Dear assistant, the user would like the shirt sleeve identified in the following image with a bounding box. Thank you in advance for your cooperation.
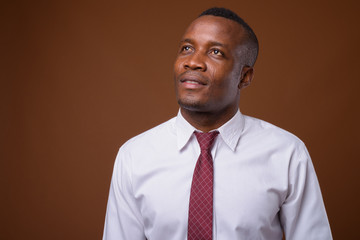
[103,147,146,240]
[280,144,332,239]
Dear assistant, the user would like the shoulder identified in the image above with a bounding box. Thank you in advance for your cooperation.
[242,115,307,153]
[119,116,177,153]
[113,116,179,171]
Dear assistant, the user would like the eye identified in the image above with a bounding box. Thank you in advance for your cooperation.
[180,45,193,53]
[210,48,224,56]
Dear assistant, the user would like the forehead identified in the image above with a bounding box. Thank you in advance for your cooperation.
[182,15,245,47]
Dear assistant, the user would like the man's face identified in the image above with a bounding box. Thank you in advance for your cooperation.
[174,15,246,114]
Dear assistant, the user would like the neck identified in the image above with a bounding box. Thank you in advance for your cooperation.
[180,107,238,132]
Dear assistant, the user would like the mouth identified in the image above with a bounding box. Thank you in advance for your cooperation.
[179,78,207,90]
[178,72,207,87]
[181,79,205,85]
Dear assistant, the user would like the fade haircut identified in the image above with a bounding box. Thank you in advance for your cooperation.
[199,7,259,67]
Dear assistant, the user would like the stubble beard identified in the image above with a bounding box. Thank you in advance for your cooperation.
[177,94,216,114]
[177,98,205,112]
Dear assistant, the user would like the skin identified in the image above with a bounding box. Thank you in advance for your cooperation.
[174,15,255,132]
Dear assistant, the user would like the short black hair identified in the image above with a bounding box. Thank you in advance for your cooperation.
[199,7,259,67]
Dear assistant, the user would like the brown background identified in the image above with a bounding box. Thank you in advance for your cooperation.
[1,0,359,239]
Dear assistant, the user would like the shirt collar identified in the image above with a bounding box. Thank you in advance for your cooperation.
[175,109,244,151]
[175,110,197,151]
[217,110,244,151]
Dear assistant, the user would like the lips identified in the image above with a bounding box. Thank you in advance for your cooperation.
[181,79,205,85]
[178,72,207,86]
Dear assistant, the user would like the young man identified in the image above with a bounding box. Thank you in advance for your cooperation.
[103,7,332,240]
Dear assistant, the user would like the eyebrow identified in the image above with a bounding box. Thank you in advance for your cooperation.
[181,38,227,48]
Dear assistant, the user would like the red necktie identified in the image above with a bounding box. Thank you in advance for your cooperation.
[188,131,219,240]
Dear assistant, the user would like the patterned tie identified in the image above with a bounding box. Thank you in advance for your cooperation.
[188,131,219,240]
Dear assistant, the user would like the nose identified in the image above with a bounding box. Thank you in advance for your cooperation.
[184,52,206,71]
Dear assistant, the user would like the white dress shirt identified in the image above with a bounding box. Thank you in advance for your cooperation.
[103,110,332,240]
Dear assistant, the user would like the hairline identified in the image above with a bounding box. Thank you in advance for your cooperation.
[197,9,259,67]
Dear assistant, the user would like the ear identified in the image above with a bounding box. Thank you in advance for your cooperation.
[238,66,254,90]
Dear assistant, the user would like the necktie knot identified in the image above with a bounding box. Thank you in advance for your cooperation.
[194,131,219,152]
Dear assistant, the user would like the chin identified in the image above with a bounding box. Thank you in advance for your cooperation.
[177,98,209,112]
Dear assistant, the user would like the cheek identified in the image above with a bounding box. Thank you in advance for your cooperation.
[211,66,233,88]
[174,58,184,74]
[211,68,240,97]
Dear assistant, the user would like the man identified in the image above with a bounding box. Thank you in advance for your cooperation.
[103,7,332,240]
